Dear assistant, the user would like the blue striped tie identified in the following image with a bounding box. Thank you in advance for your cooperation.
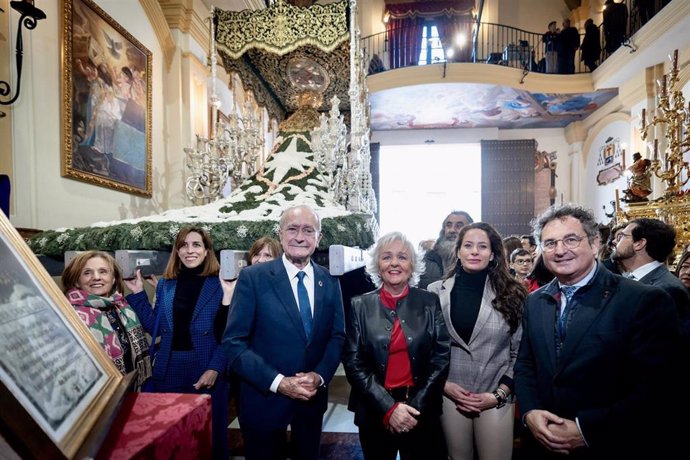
[296,271,313,337]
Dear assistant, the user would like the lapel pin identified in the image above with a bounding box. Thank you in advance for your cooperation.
[318,280,323,287]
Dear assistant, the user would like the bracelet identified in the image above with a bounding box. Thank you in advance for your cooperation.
[496,388,508,399]
[492,390,506,409]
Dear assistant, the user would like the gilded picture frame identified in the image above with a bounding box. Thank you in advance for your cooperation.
[0,212,126,459]
[60,0,152,197]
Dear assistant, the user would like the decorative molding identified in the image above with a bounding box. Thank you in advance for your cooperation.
[564,121,586,145]
[617,71,647,108]
[139,0,176,71]
[158,0,209,55]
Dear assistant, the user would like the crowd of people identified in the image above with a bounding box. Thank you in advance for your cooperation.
[59,202,689,459]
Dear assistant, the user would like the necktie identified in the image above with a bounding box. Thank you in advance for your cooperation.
[296,271,313,338]
[558,285,578,340]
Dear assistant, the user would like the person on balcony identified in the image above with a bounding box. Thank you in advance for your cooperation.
[558,19,580,74]
[603,0,628,55]
[542,21,560,74]
[580,18,601,72]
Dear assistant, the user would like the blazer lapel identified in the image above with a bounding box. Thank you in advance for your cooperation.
[469,281,494,344]
[270,260,308,342]
[538,280,559,371]
[310,264,327,343]
[162,280,176,333]
[191,277,219,322]
[557,278,613,371]
[438,277,467,349]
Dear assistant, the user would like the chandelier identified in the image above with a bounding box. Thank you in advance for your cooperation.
[184,8,264,203]
[639,49,690,197]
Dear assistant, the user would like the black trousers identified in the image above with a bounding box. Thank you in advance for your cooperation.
[241,412,323,460]
[358,414,447,460]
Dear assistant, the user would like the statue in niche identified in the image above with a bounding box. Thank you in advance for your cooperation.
[622,152,652,202]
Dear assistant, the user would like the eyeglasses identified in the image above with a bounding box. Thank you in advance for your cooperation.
[614,232,632,242]
[541,234,587,252]
[283,226,318,238]
[513,259,533,265]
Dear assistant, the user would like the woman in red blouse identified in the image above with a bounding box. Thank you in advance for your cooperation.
[343,231,450,460]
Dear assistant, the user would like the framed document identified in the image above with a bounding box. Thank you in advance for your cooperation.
[0,212,127,459]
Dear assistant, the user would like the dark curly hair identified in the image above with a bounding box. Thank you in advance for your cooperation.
[447,222,526,333]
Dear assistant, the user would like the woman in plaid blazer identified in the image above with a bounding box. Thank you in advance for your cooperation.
[126,226,229,459]
[428,222,526,460]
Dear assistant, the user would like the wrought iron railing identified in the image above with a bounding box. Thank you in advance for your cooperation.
[361,0,667,77]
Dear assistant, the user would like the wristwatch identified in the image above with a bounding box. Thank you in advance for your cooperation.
[492,390,506,409]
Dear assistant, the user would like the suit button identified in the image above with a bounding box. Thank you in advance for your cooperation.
[162,328,168,333]
[408,337,412,341]
[203,331,209,336]
[401,320,406,324]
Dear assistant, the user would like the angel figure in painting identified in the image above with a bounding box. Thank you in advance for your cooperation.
[622,152,652,202]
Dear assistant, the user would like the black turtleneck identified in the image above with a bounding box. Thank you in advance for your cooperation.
[450,267,489,343]
[172,265,205,350]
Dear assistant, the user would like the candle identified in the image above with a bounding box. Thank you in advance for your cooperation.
[654,139,659,161]
[672,50,678,72]
[641,108,646,131]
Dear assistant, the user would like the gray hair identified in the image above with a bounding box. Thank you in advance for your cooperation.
[278,205,321,231]
[365,231,425,287]
[531,203,600,245]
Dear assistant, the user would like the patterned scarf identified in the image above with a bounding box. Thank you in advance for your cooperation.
[67,288,152,389]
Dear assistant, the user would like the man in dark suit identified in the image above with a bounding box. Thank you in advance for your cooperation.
[222,205,346,460]
[514,204,680,459]
[611,217,690,317]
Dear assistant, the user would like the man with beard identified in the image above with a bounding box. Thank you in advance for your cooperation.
[419,211,473,289]
[611,218,690,319]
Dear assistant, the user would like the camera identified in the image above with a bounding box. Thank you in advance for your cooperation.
[220,250,249,280]
[115,250,170,280]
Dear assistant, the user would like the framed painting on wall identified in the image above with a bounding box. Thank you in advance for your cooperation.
[0,212,127,459]
[60,0,152,197]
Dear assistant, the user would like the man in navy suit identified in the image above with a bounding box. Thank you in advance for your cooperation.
[514,204,680,459]
[611,217,690,317]
[223,204,345,460]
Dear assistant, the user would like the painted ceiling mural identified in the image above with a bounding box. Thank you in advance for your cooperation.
[369,83,618,130]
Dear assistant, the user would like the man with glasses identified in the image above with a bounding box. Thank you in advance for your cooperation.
[510,248,533,283]
[611,217,690,322]
[514,204,680,459]
[223,205,346,460]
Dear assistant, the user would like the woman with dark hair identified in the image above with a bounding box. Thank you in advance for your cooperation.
[248,236,282,265]
[428,222,526,460]
[524,254,556,293]
[125,226,229,459]
[62,250,152,389]
[343,231,450,460]
[675,251,690,290]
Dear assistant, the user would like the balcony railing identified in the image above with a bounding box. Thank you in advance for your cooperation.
[361,0,667,77]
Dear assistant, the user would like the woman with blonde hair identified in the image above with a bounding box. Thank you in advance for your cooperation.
[62,250,152,389]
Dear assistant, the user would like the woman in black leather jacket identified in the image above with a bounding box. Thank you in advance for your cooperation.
[343,231,450,460]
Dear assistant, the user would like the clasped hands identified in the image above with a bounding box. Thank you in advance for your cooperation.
[444,381,497,414]
[387,403,420,434]
[524,410,586,454]
[277,372,322,401]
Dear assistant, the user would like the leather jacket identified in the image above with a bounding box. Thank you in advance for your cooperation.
[343,287,450,427]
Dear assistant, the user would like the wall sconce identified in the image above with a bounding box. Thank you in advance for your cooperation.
[382,11,390,24]
[0,1,47,106]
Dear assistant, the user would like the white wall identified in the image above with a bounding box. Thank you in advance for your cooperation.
[10,0,168,230]
[497,0,571,34]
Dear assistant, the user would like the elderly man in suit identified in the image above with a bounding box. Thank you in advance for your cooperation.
[515,204,680,459]
[222,205,346,460]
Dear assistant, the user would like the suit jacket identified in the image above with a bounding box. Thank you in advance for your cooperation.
[127,276,228,381]
[638,264,690,317]
[514,263,678,457]
[428,276,521,396]
[222,258,345,430]
[343,287,450,427]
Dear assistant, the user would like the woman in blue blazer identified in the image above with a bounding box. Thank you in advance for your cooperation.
[126,226,229,459]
